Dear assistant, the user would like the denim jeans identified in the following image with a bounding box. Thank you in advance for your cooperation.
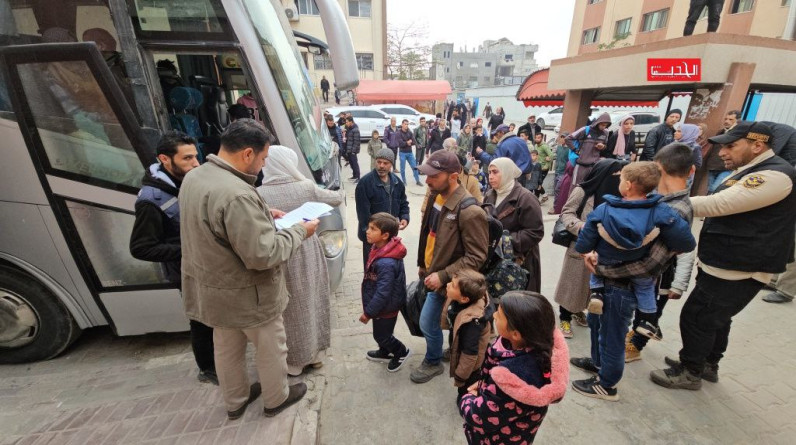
[588,283,637,388]
[399,151,420,183]
[590,274,657,313]
[707,170,732,193]
[419,291,445,364]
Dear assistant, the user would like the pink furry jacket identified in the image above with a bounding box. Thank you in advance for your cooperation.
[458,329,570,444]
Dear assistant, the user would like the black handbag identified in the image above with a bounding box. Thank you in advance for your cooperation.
[551,217,575,247]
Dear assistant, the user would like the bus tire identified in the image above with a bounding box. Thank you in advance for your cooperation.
[0,266,82,364]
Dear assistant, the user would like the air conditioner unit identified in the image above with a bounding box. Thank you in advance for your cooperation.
[285,5,299,22]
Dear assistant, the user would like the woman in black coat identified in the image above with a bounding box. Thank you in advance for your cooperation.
[482,158,544,292]
[487,106,505,133]
[602,115,636,161]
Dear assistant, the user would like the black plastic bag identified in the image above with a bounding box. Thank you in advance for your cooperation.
[401,280,426,337]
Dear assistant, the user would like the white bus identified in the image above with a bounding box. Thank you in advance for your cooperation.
[0,0,357,363]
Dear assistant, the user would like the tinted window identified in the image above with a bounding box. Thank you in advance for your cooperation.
[349,110,366,118]
[17,61,144,187]
[365,110,385,119]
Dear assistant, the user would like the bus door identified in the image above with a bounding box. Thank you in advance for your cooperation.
[1,43,188,337]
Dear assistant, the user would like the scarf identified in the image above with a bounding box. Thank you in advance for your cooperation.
[577,159,626,214]
[613,115,634,157]
[261,145,307,185]
[679,123,700,146]
[490,157,521,207]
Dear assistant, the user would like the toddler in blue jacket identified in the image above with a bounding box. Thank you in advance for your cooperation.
[360,212,411,372]
[575,162,696,338]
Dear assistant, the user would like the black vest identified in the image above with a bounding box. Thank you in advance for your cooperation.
[698,154,796,274]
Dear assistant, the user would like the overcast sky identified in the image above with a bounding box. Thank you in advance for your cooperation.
[385,0,577,66]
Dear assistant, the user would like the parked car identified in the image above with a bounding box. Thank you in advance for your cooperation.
[536,107,602,130]
[370,104,435,127]
[607,110,661,142]
[324,106,392,141]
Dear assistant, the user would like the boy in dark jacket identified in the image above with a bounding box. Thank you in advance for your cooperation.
[575,162,696,338]
[360,213,411,372]
[442,269,494,396]
[526,149,543,197]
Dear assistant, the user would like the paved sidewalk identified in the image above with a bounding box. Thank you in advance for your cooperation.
[2,150,796,444]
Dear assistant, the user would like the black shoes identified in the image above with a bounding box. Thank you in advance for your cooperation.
[227,382,262,420]
[366,349,393,363]
[635,320,661,340]
[570,357,600,374]
[387,348,411,372]
[664,356,719,383]
[572,376,618,401]
[197,370,219,386]
[263,382,307,417]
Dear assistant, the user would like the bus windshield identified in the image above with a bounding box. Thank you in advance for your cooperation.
[241,0,331,173]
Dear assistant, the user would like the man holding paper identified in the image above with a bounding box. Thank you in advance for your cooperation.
[180,119,319,420]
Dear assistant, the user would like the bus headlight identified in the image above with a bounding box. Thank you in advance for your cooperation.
[318,230,346,258]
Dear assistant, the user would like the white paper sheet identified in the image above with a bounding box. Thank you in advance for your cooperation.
[274,202,334,230]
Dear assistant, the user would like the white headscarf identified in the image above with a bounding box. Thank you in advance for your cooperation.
[261,145,307,185]
[490,158,521,207]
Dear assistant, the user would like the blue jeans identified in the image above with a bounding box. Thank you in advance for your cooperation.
[419,291,445,364]
[399,151,420,184]
[590,274,657,313]
[588,283,637,388]
[708,170,732,193]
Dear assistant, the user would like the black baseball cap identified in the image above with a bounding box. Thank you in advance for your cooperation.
[709,121,774,146]
[418,150,462,175]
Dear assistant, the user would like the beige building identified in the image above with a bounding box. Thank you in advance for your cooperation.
[568,0,796,56]
[279,0,387,99]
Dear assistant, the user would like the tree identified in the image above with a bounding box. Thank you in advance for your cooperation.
[386,22,431,80]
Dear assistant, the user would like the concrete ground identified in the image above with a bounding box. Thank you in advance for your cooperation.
[2,148,795,445]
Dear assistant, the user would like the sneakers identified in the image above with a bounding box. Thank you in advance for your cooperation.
[366,349,393,363]
[572,376,619,401]
[263,382,307,417]
[197,370,219,386]
[624,341,641,363]
[650,364,702,390]
[442,348,451,362]
[570,357,599,374]
[763,291,793,303]
[227,382,262,420]
[410,360,445,383]
[559,321,573,338]
[387,349,411,372]
[571,312,588,327]
[664,356,719,383]
[588,291,604,315]
[634,320,661,340]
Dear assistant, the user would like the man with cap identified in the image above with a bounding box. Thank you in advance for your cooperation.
[354,148,410,268]
[411,150,489,384]
[518,114,542,141]
[474,124,532,187]
[704,110,740,193]
[642,109,682,161]
[650,122,796,391]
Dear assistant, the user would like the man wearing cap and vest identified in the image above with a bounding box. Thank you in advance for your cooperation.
[650,122,796,390]
[130,131,217,385]
[412,150,489,384]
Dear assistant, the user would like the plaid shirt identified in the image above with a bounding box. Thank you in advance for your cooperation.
[596,189,693,279]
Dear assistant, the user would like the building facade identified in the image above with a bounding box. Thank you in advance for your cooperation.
[431,38,539,90]
[568,0,796,56]
[280,0,387,98]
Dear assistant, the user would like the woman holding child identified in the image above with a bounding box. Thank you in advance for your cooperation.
[257,146,344,376]
[553,159,625,338]
[482,158,544,292]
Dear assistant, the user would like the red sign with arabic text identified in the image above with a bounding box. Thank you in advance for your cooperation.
[647,58,701,82]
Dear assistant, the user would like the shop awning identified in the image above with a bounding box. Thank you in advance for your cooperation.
[356,80,452,102]
[515,68,661,107]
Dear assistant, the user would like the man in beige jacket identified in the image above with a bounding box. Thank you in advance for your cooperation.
[180,119,319,420]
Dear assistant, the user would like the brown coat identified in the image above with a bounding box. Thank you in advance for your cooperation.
[483,183,544,292]
[420,172,483,218]
[440,297,491,386]
[552,186,595,314]
[418,184,489,294]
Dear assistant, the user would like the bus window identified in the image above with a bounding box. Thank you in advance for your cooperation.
[127,0,233,42]
[16,60,144,187]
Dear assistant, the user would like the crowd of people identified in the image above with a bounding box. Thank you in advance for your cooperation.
[130,95,795,442]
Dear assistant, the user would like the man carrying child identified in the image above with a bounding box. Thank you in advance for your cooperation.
[570,161,696,401]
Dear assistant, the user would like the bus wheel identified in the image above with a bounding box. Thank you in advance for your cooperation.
[0,267,82,364]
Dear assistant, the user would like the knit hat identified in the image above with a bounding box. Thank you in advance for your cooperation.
[375,148,395,165]
[666,109,683,118]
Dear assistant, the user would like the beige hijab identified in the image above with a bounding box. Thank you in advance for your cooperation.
[490,158,521,207]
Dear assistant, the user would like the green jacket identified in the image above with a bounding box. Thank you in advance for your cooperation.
[179,155,307,329]
[534,142,553,171]
[413,126,428,148]
[457,132,473,157]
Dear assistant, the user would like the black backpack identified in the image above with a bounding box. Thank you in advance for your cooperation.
[458,198,529,302]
